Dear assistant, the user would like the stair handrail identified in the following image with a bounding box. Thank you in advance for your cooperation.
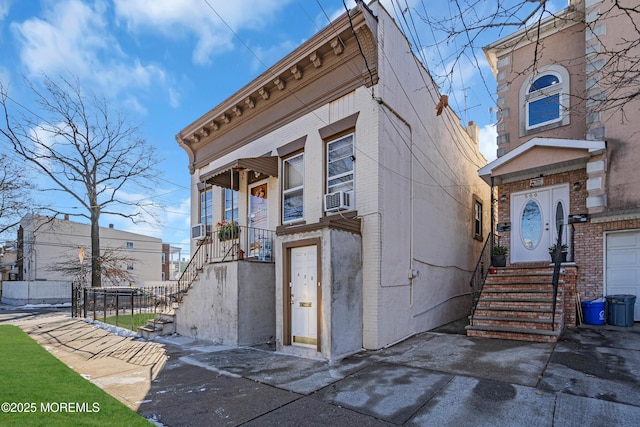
[550,224,565,331]
[175,225,275,300]
[469,232,493,325]
[176,238,209,301]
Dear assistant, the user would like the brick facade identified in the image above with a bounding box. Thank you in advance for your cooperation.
[497,170,640,302]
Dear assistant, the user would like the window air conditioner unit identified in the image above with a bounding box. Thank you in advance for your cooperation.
[191,223,208,240]
[324,190,353,212]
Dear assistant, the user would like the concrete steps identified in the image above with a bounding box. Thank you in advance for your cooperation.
[138,311,176,339]
[467,266,565,343]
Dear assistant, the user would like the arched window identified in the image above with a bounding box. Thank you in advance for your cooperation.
[519,65,570,136]
[526,73,561,129]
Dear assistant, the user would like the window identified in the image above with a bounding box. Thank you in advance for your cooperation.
[126,262,134,271]
[200,189,212,227]
[520,65,569,135]
[224,188,239,222]
[473,199,483,240]
[161,253,166,264]
[126,241,134,250]
[526,74,561,129]
[327,133,354,195]
[283,153,304,223]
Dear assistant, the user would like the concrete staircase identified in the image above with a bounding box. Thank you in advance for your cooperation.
[466,266,567,343]
[138,310,177,339]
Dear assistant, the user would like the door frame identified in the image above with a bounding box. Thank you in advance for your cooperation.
[511,183,569,263]
[282,238,322,352]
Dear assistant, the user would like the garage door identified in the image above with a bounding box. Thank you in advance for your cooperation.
[606,231,640,321]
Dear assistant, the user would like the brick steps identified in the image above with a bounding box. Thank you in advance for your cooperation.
[466,325,560,343]
[467,266,565,343]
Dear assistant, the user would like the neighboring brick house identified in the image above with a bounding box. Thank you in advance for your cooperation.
[161,243,182,281]
[479,0,639,325]
[176,0,490,360]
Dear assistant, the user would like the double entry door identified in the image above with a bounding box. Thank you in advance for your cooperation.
[511,184,569,263]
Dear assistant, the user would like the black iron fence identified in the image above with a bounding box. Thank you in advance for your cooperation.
[71,283,179,331]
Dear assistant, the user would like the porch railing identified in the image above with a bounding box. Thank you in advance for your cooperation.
[550,224,565,331]
[469,232,493,326]
[176,225,275,300]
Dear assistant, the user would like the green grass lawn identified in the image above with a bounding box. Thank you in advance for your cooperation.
[102,312,156,331]
[0,325,152,426]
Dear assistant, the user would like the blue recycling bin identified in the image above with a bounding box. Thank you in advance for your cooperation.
[606,294,636,327]
[582,299,606,325]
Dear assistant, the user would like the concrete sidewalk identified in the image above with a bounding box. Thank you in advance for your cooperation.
[5,309,640,426]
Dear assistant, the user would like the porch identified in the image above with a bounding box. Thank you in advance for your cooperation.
[140,226,276,345]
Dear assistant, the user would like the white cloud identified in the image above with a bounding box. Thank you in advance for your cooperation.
[11,0,165,97]
[113,0,295,66]
[478,123,497,162]
[168,87,180,108]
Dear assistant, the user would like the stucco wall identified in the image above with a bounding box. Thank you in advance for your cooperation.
[175,262,275,346]
[328,229,363,359]
[275,227,362,361]
[1,280,70,305]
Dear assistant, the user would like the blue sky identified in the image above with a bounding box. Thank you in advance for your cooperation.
[0,0,560,257]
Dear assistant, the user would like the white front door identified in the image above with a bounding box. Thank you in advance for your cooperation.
[511,184,569,263]
[248,180,269,259]
[290,245,318,347]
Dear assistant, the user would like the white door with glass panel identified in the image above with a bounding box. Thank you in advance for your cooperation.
[511,184,569,263]
[249,180,269,259]
[291,245,318,347]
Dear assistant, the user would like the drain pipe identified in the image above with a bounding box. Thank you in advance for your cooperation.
[374,96,415,290]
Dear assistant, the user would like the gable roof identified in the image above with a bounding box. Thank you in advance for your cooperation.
[479,137,605,184]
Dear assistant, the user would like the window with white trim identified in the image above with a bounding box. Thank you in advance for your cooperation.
[526,73,561,129]
[224,188,238,222]
[283,152,304,223]
[126,241,134,250]
[327,133,354,195]
[473,199,483,240]
[519,65,570,135]
[200,189,212,227]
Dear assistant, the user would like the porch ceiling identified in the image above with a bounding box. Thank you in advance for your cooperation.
[200,156,279,190]
[479,138,606,184]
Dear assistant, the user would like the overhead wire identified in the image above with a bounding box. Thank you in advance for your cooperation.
[196,0,488,217]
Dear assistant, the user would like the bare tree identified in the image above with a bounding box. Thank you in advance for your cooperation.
[415,0,640,116]
[0,75,161,287]
[46,247,140,287]
[0,153,33,236]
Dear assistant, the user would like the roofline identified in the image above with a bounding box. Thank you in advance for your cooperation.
[483,3,584,75]
[176,1,378,156]
[478,137,606,183]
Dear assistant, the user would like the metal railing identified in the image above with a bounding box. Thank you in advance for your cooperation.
[176,225,275,300]
[550,224,565,331]
[71,283,180,331]
[469,232,493,326]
